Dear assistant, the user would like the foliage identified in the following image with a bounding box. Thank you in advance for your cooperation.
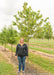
[0,26,8,45]
[7,25,18,44]
[12,2,44,42]
[44,22,53,39]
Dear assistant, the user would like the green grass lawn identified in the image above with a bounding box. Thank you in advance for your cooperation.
[0,54,17,75]
[30,43,54,49]
[28,52,54,74]
[29,38,54,47]
[29,46,54,54]
[0,39,54,74]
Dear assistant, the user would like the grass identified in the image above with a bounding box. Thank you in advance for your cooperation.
[0,43,16,52]
[29,38,54,46]
[1,43,54,55]
[28,52,54,74]
[30,43,54,49]
[3,44,54,74]
[0,38,54,74]
[6,45,16,52]
[0,53,17,75]
[29,46,54,54]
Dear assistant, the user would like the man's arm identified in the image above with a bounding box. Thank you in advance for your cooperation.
[25,44,28,56]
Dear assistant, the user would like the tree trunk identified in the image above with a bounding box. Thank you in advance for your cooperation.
[27,37,29,67]
[27,38,29,47]
[11,44,13,57]
[5,43,6,51]
[2,42,3,45]
[48,39,49,43]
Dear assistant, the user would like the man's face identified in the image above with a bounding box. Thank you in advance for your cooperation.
[20,38,24,43]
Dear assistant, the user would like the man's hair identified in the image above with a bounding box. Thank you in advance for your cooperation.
[20,37,24,43]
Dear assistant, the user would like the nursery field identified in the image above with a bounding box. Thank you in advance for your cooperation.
[0,39,54,75]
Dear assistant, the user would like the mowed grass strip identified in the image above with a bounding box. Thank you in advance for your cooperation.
[6,44,16,52]
[29,46,54,54]
[30,43,54,49]
[1,43,54,55]
[28,52,54,74]
[29,39,54,46]
[0,53,16,75]
[0,43,16,52]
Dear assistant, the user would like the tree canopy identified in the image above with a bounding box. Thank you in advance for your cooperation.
[12,2,44,42]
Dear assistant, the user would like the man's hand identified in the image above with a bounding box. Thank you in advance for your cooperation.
[15,56,17,59]
[26,56,28,58]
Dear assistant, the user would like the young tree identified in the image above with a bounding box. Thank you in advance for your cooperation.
[12,2,43,46]
[8,25,18,57]
[44,22,53,40]
[34,27,44,39]
[0,26,8,50]
[0,33,4,45]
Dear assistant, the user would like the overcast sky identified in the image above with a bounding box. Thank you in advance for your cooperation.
[0,0,54,33]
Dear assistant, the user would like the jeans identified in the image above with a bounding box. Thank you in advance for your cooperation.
[17,56,26,71]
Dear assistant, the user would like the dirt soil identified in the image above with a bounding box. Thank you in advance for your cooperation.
[29,49,54,59]
[30,45,54,51]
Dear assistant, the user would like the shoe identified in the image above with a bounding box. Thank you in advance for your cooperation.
[17,71,20,75]
[22,71,25,74]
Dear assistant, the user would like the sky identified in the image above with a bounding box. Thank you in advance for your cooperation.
[0,0,54,33]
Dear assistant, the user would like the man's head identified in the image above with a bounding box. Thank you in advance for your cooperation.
[20,37,24,43]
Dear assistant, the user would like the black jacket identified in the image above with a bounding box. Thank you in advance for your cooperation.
[15,43,28,57]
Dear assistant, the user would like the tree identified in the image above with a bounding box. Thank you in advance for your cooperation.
[44,21,53,40]
[8,25,18,57]
[0,26,8,50]
[34,27,44,39]
[0,25,18,57]
[0,33,4,45]
[12,2,43,46]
